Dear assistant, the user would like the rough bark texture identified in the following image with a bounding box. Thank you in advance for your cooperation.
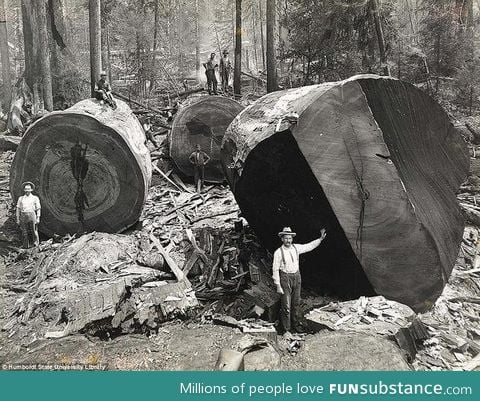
[0,0,12,108]
[35,0,53,111]
[233,0,242,96]
[170,96,243,183]
[89,0,101,96]
[10,99,151,237]
[266,0,277,92]
[221,74,469,312]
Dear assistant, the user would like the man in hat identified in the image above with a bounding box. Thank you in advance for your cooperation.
[16,182,41,248]
[189,144,211,193]
[94,71,117,109]
[219,49,232,93]
[203,53,218,95]
[272,227,327,334]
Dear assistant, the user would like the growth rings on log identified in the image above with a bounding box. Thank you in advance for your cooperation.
[221,74,469,312]
[10,99,151,237]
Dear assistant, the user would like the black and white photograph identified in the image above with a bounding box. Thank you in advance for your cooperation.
[0,0,479,373]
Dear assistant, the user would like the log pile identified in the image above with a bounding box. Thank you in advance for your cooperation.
[221,74,469,312]
[170,96,244,183]
[9,99,151,237]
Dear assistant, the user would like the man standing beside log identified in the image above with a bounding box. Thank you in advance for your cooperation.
[273,227,327,335]
[203,53,218,95]
[189,144,211,193]
[16,182,41,248]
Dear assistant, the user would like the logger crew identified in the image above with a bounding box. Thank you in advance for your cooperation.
[94,71,117,109]
[273,227,327,334]
[189,144,211,193]
[16,182,41,248]
[203,53,218,95]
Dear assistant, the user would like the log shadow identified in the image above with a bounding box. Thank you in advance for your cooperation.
[232,130,375,299]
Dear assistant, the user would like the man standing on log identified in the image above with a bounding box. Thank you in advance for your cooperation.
[219,49,232,93]
[16,182,41,248]
[273,227,327,335]
[203,53,218,95]
[189,144,211,192]
[94,71,117,109]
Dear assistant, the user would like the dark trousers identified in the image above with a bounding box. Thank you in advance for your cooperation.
[205,70,217,94]
[20,211,39,248]
[194,164,205,192]
[279,270,302,332]
[221,72,230,92]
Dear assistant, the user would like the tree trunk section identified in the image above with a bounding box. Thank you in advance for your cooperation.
[0,0,12,109]
[371,0,390,76]
[233,0,242,96]
[221,75,469,312]
[266,0,277,91]
[170,96,243,183]
[35,0,53,111]
[89,0,101,96]
[259,0,265,70]
[195,0,200,75]
[10,99,152,237]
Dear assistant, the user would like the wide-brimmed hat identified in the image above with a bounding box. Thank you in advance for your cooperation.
[22,181,35,191]
[278,227,296,237]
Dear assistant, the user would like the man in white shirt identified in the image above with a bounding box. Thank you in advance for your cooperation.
[16,182,41,248]
[272,227,327,334]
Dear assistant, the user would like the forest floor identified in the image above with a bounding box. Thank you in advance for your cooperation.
[0,109,480,371]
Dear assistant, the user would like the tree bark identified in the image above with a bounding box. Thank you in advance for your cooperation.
[151,0,160,90]
[36,0,53,111]
[0,0,12,108]
[266,0,277,91]
[370,0,390,76]
[89,0,101,97]
[195,0,200,75]
[233,0,242,96]
[259,0,266,70]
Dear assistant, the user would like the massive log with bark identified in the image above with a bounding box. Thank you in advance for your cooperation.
[170,96,244,183]
[221,75,469,312]
[10,99,151,237]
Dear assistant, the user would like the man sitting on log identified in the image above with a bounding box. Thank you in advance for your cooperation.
[189,144,211,193]
[94,71,117,109]
[273,227,327,335]
[16,182,41,248]
[203,53,218,95]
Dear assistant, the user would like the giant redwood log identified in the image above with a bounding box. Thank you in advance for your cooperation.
[10,99,151,237]
[170,96,244,183]
[221,75,469,312]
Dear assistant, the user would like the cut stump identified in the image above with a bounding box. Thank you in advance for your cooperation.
[221,74,469,312]
[10,99,151,236]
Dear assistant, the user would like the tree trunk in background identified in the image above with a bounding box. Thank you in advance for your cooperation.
[252,3,259,71]
[266,0,277,92]
[21,0,36,95]
[0,0,12,108]
[259,0,265,70]
[371,0,390,76]
[233,0,242,96]
[36,0,53,110]
[195,0,200,75]
[151,0,160,90]
[89,0,101,96]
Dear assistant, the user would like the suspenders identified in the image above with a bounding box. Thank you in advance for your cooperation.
[280,245,298,269]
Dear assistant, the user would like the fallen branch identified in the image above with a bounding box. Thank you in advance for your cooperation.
[191,208,239,224]
[149,232,185,282]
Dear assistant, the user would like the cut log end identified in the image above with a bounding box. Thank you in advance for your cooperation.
[10,99,151,237]
[221,75,469,312]
[170,96,244,183]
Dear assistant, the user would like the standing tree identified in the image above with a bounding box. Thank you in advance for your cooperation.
[0,0,12,108]
[89,0,102,97]
[233,0,242,96]
[370,0,390,76]
[266,0,277,91]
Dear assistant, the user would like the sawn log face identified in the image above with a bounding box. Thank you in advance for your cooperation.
[221,75,469,311]
[10,99,152,236]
